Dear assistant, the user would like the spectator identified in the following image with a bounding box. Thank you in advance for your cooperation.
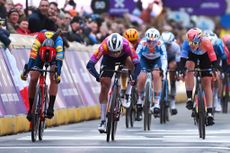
[5,0,13,13]
[48,2,58,23]
[14,3,25,22]
[16,18,31,35]
[0,18,11,48]
[0,0,7,19]
[7,8,19,33]
[28,0,53,33]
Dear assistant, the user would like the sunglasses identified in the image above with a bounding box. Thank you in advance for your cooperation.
[189,41,199,46]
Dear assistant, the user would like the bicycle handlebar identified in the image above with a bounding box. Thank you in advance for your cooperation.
[30,66,56,73]
[187,68,213,72]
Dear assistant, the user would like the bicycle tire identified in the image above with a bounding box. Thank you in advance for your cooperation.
[198,89,206,139]
[39,85,48,141]
[106,85,118,142]
[160,80,167,124]
[144,83,151,131]
[125,107,130,128]
[31,88,41,142]
[111,87,120,141]
[130,87,138,127]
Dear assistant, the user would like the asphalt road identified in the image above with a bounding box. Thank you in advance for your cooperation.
[0,103,230,153]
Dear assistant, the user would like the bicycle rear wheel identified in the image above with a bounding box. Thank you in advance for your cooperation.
[39,85,48,141]
[160,80,168,124]
[144,83,151,131]
[31,88,41,142]
[126,87,138,128]
[198,90,206,139]
[106,85,118,142]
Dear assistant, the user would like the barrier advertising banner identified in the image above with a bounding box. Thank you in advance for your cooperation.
[0,49,26,115]
[65,50,99,106]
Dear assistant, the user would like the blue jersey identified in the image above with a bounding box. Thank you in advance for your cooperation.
[212,38,227,60]
[136,38,168,78]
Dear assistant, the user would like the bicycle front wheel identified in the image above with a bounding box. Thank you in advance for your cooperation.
[39,85,48,141]
[143,83,151,131]
[106,85,119,142]
[31,88,41,142]
[198,90,206,139]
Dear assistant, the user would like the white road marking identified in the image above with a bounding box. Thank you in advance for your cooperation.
[0,146,229,150]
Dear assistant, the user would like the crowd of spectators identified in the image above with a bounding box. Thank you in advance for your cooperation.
[0,0,226,47]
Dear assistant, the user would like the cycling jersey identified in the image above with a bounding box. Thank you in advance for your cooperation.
[136,38,167,78]
[181,37,217,62]
[28,31,64,75]
[164,41,181,62]
[211,38,227,60]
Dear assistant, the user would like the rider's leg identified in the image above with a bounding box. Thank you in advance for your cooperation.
[47,65,58,119]
[216,73,223,112]
[27,71,40,121]
[202,76,215,125]
[169,61,177,115]
[152,69,161,113]
[185,61,195,110]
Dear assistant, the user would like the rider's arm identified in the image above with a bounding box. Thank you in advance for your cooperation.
[86,41,107,80]
[124,40,141,80]
[160,43,168,80]
[202,38,217,63]
[27,33,44,69]
[55,36,64,75]
[179,40,190,72]
[214,39,227,60]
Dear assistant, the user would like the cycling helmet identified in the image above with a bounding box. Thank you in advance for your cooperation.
[107,33,123,52]
[186,28,202,45]
[123,28,139,42]
[203,30,218,44]
[39,38,56,63]
[161,31,175,44]
[222,34,230,45]
[145,28,160,42]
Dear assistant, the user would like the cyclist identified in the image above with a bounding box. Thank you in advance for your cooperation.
[21,30,64,121]
[123,28,143,121]
[161,31,181,115]
[136,27,168,117]
[222,34,230,71]
[180,28,218,126]
[86,33,141,133]
[203,30,227,112]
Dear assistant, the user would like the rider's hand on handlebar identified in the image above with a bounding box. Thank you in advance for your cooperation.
[21,64,29,81]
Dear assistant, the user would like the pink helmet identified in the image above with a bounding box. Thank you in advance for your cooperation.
[186,28,202,45]
[222,34,230,45]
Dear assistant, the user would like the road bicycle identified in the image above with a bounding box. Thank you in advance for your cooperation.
[104,64,125,142]
[189,67,212,139]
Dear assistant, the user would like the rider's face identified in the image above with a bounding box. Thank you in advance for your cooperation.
[189,41,199,50]
[110,51,121,58]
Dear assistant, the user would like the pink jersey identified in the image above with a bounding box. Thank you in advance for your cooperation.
[90,37,139,64]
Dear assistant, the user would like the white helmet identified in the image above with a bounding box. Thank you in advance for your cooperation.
[203,30,218,45]
[145,28,160,41]
[161,31,175,44]
[107,33,123,52]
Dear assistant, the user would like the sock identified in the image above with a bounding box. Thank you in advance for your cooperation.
[100,103,106,121]
[154,92,161,105]
[186,90,193,99]
[29,98,34,112]
[49,95,56,110]
[170,80,176,96]
[207,107,213,114]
